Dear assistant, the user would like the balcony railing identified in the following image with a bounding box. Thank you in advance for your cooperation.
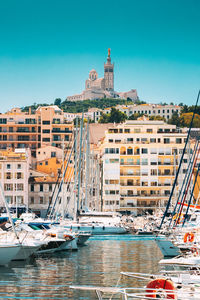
[120,173,140,176]
[121,194,169,198]
[120,162,140,166]
[158,173,175,176]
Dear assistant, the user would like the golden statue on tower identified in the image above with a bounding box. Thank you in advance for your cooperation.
[108,48,111,56]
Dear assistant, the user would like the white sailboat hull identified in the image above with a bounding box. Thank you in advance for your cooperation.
[0,244,21,265]
[13,244,41,261]
[64,225,127,235]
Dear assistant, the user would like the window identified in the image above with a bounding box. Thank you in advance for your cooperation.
[109,159,119,163]
[105,190,119,195]
[164,169,171,175]
[127,148,133,155]
[7,164,11,169]
[147,129,153,133]
[176,138,182,144]
[49,184,52,192]
[141,169,148,176]
[164,138,170,144]
[6,172,12,179]
[164,190,170,195]
[51,152,56,158]
[16,172,22,179]
[127,138,133,143]
[142,148,148,154]
[31,184,34,192]
[30,197,34,204]
[124,129,130,133]
[134,128,140,133]
[43,138,50,142]
[16,184,23,191]
[150,158,157,165]
[65,135,69,141]
[42,129,50,133]
[45,161,48,165]
[141,138,147,143]
[151,169,157,176]
[17,164,21,169]
[150,139,156,143]
[40,197,44,204]
[40,184,43,192]
[42,121,50,125]
[4,184,13,191]
[142,158,148,165]
[105,148,119,154]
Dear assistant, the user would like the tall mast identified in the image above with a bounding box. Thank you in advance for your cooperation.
[85,118,90,210]
[77,113,84,214]
[73,117,78,221]
[61,139,65,219]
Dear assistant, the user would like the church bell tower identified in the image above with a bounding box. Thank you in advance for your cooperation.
[104,48,114,91]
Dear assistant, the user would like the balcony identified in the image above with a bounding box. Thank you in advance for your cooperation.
[120,183,140,186]
[158,172,175,176]
[121,193,167,198]
[120,173,140,176]
[120,162,140,166]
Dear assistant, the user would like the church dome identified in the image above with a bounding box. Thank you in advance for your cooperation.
[89,69,98,81]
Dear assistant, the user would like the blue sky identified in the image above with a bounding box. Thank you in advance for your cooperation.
[0,0,200,112]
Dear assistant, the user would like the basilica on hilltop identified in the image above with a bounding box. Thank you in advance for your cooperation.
[67,49,138,102]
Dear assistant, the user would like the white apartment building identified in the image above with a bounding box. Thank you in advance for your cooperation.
[103,104,181,120]
[0,149,30,208]
[101,118,190,214]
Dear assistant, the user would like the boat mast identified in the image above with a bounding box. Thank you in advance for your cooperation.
[85,118,90,210]
[73,117,78,222]
[61,139,65,219]
[0,182,20,241]
[77,113,84,215]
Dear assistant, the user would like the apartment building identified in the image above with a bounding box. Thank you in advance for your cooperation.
[103,104,181,120]
[0,149,30,208]
[0,106,73,157]
[101,117,190,214]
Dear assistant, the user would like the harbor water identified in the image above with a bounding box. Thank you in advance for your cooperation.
[0,235,163,299]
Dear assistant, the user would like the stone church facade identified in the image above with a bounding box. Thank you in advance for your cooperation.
[67,49,138,102]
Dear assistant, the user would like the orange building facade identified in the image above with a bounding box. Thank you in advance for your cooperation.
[0,106,73,157]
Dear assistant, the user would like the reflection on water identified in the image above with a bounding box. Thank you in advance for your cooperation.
[0,235,163,299]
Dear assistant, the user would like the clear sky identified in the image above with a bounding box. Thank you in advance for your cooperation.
[0,0,200,112]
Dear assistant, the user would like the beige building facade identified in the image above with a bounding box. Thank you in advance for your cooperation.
[101,118,190,214]
[0,149,30,208]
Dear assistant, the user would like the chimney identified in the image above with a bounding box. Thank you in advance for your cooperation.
[29,107,32,115]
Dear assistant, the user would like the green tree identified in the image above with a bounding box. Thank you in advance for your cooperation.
[99,108,127,123]
[54,98,62,106]
[168,111,181,126]
[128,113,143,120]
[180,113,200,128]
[149,115,166,121]
[98,113,110,123]
[109,108,128,123]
